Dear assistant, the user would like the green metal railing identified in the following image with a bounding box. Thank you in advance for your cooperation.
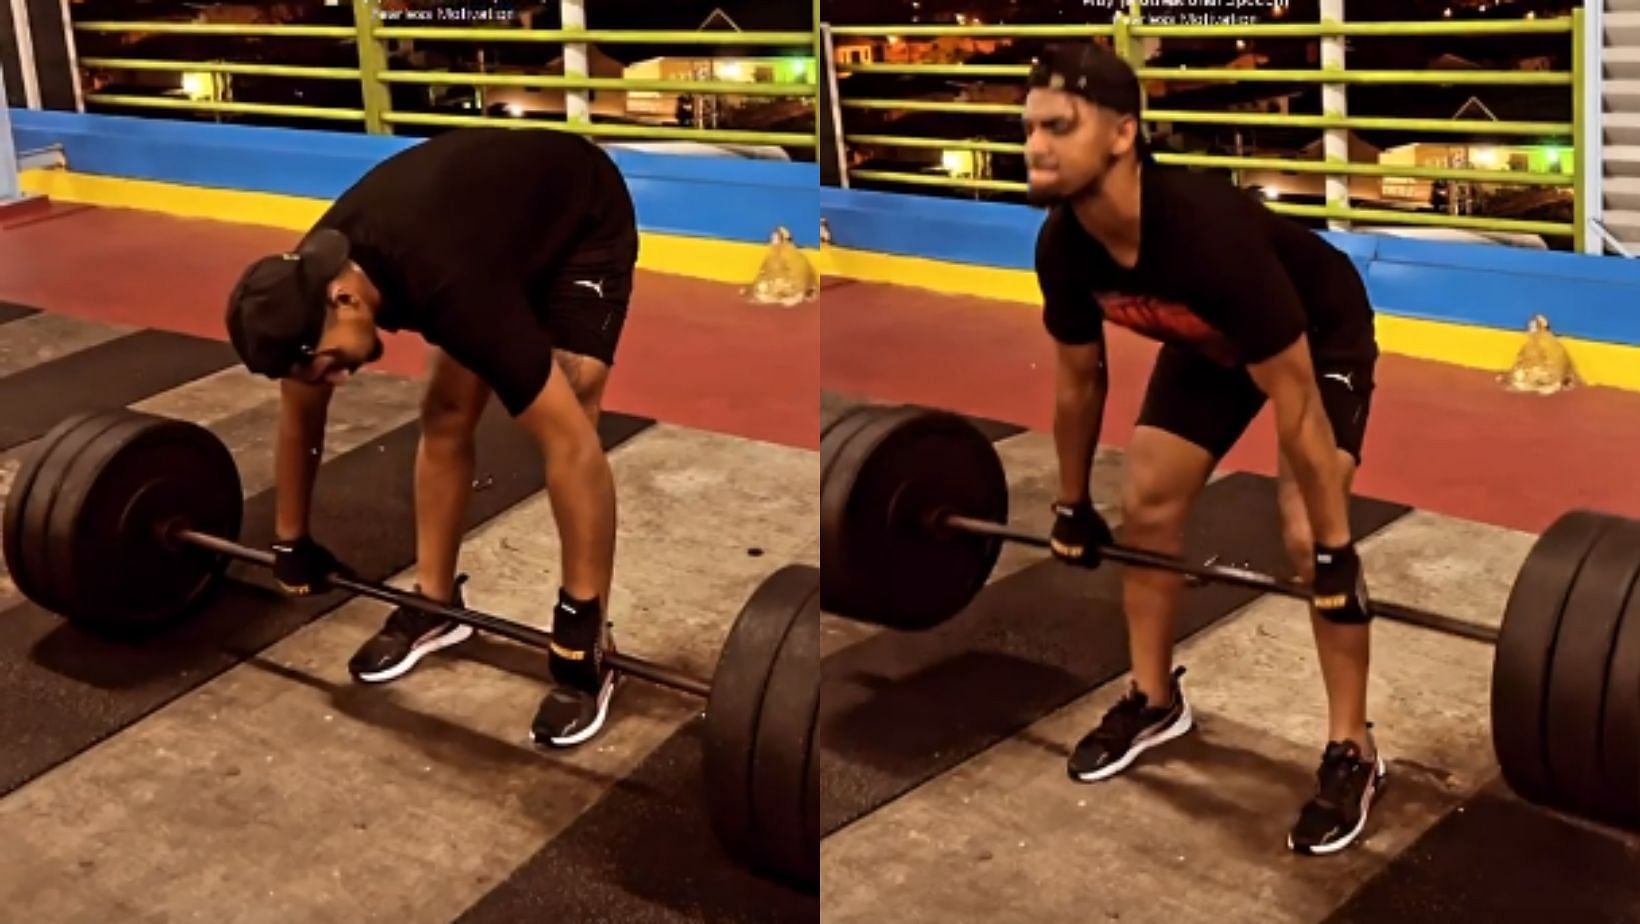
[70,7,818,151]
[830,9,1584,246]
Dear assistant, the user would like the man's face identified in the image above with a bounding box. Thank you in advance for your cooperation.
[287,267,382,384]
[1022,89,1134,206]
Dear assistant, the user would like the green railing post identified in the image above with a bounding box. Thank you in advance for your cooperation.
[351,0,392,134]
[1115,4,1136,64]
[1573,6,1588,254]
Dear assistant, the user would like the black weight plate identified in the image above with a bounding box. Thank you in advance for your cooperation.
[803,694,819,858]
[42,410,240,638]
[820,405,911,620]
[750,579,819,887]
[705,564,817,880]
[820,405,1007,631]
[14,411,133,615]
[1493,510,1612,807]
[817,402,884,516]
[821,404,996,629]
[820,402,869,446]
[3,410,97,605]
[1545,517,1640,818]
[40,412,157,617]
[1602,564,1640,826]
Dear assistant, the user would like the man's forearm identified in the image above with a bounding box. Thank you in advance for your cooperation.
[1053,376,1106,504]
[1279,395,1352,549]
[274,384,331,541]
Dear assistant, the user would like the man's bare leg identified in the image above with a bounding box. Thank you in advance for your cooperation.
[414,348,491,604]
[551,348,614,639]
[1118,426,1218,706]
[514,355,616,607]
[1277,449,1373,754]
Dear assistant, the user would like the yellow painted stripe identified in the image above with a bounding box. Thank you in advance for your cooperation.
[821,245,1640,394]
[18,169,788,287]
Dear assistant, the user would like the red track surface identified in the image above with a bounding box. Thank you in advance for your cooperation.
[7,203,1635,532]
[822,280,1640,534]
[0,205,818,450]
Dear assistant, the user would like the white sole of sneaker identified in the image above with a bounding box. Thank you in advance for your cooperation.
[1289,757,1388,856]
[532,674,619,749]
[1072,698,1196,783]
[353,623,475,684]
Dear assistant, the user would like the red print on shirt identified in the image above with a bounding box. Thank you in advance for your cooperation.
[1095,292,1240,366]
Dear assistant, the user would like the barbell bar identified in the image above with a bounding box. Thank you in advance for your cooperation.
[170,527,713,698]
[940,514,1502,645]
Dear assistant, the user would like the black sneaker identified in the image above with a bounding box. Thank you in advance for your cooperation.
[530,652,619,749]
[1288,734,1388,856]
[1068,666,1194,782]
[347,578,474,683]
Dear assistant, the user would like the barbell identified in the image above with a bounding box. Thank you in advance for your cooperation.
[820,403,1640,832]
[1,408,818,889]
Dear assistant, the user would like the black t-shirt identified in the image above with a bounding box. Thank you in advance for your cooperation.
[310,127,634,414]
[1036,165,1377,371]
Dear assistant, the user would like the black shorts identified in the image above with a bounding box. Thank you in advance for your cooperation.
[527,184,640,367]
[1137,345,1375,465]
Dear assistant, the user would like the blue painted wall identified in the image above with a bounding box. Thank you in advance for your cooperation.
[10,109,821,247]
[823,186,1640,348]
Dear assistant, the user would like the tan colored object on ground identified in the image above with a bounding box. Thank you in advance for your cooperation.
[745,226,819,307]
[1501,314,1580,395]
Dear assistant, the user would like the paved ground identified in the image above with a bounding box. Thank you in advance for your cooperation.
[0,205,818,921]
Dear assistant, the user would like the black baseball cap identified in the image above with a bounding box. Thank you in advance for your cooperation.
[1027,41,1141,115]
[225,228,350,378]
[1027,42,1152,160]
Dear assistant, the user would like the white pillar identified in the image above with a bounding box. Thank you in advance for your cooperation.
[1582,0,1603,254]
[561,0,589,123]
[821,23,849,187]
[1321,0,1348,231]
[9,0,40,108]
[1,64,20,201]
[57,0,83,111]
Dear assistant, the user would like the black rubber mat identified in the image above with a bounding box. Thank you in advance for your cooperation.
[821,390,1025,444]
[1325,781,1640,923]
[0,330,239,450]
[818,472,1412,835]
[454,688,818,924]
[0,302,36,325]
[0,398,653,796]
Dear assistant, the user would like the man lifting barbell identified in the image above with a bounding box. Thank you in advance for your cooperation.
[1024,42,1384,854]
[224,127,636,749]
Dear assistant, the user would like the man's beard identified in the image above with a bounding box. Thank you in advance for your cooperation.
[1024,151,1117,207]
[1026,168,1107,207]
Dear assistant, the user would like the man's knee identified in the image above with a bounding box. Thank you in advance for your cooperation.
[552,351,608,422]
[1120,476,1192,548]
[421,389,483,448]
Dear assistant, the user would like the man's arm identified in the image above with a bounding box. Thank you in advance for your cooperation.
[1245,337,1351,548]
[1034,210,1109,504]
[1053,340,1108,504]
[274,378,334,541]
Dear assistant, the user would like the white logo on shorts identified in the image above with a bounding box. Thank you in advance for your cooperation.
[1323,371,1355,392]
[573,279,606,299]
